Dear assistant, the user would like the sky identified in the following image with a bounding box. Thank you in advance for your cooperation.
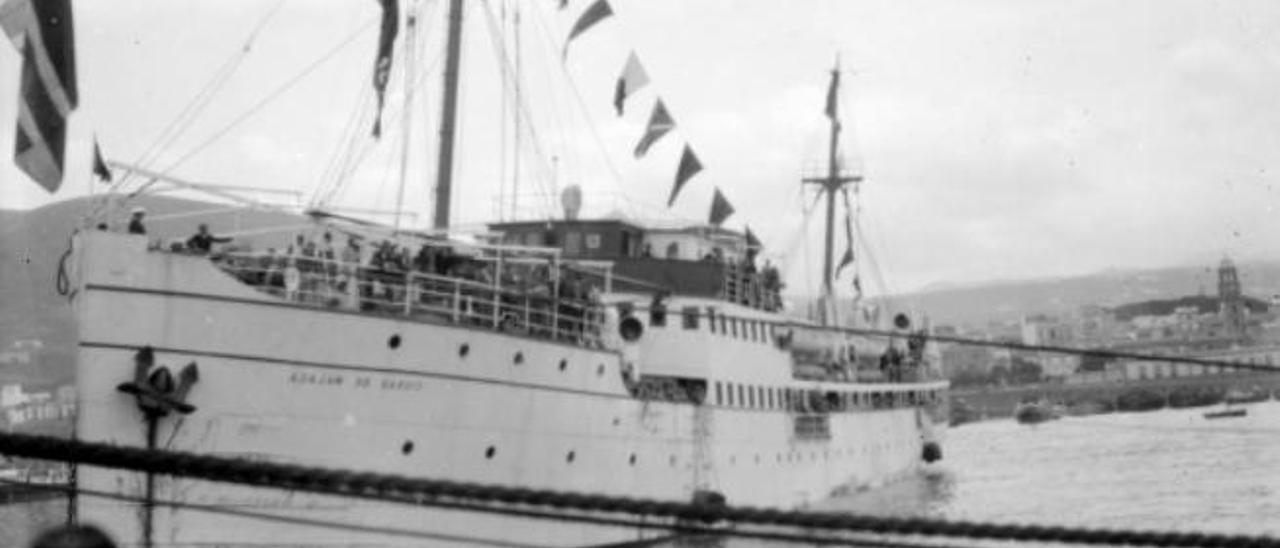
[1,0,1279,297]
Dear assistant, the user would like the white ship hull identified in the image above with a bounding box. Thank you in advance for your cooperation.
[72,232,946,546]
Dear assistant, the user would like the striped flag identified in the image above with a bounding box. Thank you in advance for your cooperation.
[634,99,674,158]
[668,145,702,207]
[563,0,611,59]
[613,51,648,116]
[2,0,77,193]
[708,187,734,226]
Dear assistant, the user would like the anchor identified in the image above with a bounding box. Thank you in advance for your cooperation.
[115,346,198,548]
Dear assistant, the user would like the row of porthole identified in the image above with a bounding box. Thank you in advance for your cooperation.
[387,335,608,376]
[399,442,902,464]
[404,442,677,467]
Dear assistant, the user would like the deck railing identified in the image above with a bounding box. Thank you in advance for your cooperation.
[210,252,605,347]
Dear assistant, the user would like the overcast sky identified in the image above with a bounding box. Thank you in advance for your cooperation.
[1,0,1278,296]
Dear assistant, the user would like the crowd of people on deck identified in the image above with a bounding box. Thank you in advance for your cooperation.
[169,225,606,341]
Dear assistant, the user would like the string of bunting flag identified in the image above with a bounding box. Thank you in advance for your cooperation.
[561,0,732,224]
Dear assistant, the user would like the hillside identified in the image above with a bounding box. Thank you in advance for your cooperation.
[884,264,1280,328]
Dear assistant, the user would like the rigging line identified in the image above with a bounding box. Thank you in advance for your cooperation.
[320,32,447,210]
[86,0,288,224]
[325,47,446,212]
[0,479,534,548]
[527,6,636,217]
[319,0,442,210]
[313,83,376,208]
[854,213,894,302]
[159,18,380,179]
[0,479,965,548]
[479,0,560,216]
[123,0,289,186]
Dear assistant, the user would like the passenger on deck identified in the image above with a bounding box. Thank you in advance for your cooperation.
[186,224,231,254]
[127,207,146,235]
[283,257,301,301]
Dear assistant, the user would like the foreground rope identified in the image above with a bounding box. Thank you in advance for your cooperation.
[2,432,1275,548]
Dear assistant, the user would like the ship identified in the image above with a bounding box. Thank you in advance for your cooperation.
[47,2,949,546]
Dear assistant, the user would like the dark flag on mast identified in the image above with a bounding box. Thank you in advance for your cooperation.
[708,187,734,226]
[824,66,840,126]
[563,0,611,59]
[668,144,702,207]
[836,210,855,275]
[2,0,78,193]
[371,0,399,138]
[91,138,111,182]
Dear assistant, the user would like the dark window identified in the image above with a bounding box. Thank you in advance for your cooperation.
[731,319,739,338]
[707,308,717,333]
[767,388,774,409]
[665,242,680,259]
[748,386,755,408]
[716,382,723,405]
[682,307,699,329]
[737,384,745,407]
[719,314,727,334]
[727,383,735,406]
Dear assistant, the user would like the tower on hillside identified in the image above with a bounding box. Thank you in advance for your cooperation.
[1218,257,1246,338]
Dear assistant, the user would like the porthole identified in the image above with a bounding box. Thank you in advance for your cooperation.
[596,364,605,376]
[559,359,568,371]
[459,343,470,357]
[485,446,496,459]
[669,455,677,467]
[388,334,402,349]
[401,440,414,455]
[514,352,524,365]
[629,453,637,466]
[566,450,576,463]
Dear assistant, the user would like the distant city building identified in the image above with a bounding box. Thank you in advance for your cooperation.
[1218,257,1247,338]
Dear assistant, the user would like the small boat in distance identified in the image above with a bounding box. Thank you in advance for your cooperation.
[1203,406,1247,420]
[1014,399,1061,425]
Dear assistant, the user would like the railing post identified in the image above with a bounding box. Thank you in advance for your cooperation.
[403,273,413,315]
[452,282,461,323]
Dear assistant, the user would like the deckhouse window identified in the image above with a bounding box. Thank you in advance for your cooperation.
[682,307,700,329]
[730,319,739,338]
[727,383,735,406]
[665,242,680,259]
[585,233,602,250]
[565,231,583,254]
[748,386,755,408]
[719,315,727,334]
[707,308,717,333]
[650,305,666,327]
[737,384,745,407]
[716,382,723,405]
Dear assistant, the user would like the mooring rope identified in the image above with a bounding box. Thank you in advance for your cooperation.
[0,433,1274,548]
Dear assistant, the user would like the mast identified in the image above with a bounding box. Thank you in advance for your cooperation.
[434,0,466,231]
[803,58,861,327]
